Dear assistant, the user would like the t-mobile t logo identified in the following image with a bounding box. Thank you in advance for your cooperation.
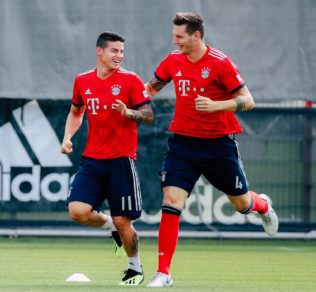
[178,80,190,96]
[87,98,100,115]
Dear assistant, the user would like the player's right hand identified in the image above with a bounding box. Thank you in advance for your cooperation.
[61,138,73,154]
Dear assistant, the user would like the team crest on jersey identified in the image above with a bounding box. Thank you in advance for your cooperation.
[201,67,211,79]
[111,84,121,96]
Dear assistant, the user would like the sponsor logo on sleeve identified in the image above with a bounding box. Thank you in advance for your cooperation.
[143,90,149,98]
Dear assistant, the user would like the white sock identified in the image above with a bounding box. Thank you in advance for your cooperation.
[127,256,142,273]
[99,213,116,231]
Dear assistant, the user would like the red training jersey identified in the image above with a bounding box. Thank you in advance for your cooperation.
[72,67,150,160]
[155,45,245,138]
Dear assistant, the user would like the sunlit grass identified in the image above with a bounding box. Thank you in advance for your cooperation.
[0,237,315,291]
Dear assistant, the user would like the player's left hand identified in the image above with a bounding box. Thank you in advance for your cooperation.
[195,95,219,112]
[61,137,73,155]
[113,99,132,117]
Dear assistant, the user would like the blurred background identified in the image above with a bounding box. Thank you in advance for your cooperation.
[0,0,315,238]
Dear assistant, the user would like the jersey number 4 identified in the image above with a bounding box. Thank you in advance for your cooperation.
[235,176,243,189]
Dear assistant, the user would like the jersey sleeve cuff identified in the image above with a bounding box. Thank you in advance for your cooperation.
[72,102,84,107]
[154,72,171,83]
[132,100,151,109]
[230,83,246,94]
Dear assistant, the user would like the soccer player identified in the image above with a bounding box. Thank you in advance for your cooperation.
[61,31,153,286]
[145,12,279,287]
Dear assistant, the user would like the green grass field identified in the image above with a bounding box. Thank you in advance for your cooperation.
[0,237,315,291]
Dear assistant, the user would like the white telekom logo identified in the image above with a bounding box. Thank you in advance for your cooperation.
[178,80,190,96]
[87,98,100,115]
[0,100,73,202]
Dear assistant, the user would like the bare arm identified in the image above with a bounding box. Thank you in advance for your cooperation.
[60,104,85,154]
[113,100,154,124]
[145,75,169,97]
[195,86,254,113]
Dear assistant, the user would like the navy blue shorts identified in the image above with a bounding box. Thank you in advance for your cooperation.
[67,157,142,219]
[160,134,249,196]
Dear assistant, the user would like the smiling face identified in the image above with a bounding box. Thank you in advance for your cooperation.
[96,41,124,70]
[172,24,196,55]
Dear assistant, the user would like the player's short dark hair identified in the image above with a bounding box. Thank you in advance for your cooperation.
[96,31,125,48]
[173,12,204,38]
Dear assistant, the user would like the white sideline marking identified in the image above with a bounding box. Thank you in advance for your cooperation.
[0,228,315,239]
